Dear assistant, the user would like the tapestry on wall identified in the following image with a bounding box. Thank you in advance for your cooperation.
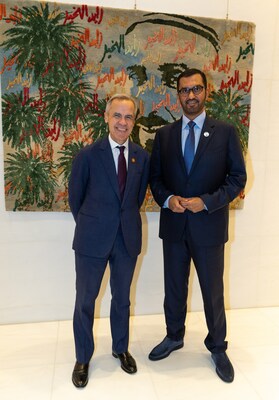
[0,1,255,211]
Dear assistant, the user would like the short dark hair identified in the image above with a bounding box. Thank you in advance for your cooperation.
[177,68,207,92]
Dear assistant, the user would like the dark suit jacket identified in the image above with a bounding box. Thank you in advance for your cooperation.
[68,137,150,258]
[149,116,247,246]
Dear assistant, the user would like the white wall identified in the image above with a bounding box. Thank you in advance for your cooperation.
[1,0,279,324]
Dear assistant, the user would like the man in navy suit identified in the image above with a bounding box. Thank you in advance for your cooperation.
[148,68,247,383]
[68,94,149,388]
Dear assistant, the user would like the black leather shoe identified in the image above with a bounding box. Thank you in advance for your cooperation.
[112,351,137,374]
[211,352,234,383]
[149,336,184,361]
[72,361,89,388]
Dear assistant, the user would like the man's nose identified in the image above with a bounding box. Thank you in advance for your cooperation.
[188,90,196,99]
[118,116,126,124]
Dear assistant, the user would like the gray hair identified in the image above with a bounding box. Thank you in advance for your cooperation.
[105,94,138,116]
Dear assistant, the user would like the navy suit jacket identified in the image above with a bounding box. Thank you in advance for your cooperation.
[68,137,150,258]
[150,116,247,246]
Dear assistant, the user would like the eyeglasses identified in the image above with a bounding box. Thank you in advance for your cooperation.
[177,85,204,96]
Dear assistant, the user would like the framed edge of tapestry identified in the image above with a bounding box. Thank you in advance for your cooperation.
[0,1,254,212]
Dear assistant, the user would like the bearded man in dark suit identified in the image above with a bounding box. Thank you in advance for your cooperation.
[148,68,247,383]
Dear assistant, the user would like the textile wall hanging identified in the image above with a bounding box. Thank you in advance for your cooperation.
[0,1,255,211]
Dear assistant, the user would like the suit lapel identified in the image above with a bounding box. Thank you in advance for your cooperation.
[99,138,140,203]
[99,137,120,199]
[190,116,216,173]
[172,119,186,173]
[122,141,138,202]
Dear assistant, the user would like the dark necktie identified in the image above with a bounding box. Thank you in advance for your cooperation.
[117,146,127,199]
[184,121,196,173]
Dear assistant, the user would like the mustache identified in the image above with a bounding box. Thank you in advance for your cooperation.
[186,99,199,104]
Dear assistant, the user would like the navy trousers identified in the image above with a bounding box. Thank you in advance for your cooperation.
[73,228,137,364]
[162,230,227,354]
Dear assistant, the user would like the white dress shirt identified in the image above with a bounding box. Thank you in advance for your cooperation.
[164,111,206,208]
[108,135,129,173]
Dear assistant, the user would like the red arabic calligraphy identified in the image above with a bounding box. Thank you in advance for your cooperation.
[85,93,100,113]
[30,88,46,112]
[64,5,103,25]
[22,87,29,106]
[220,70,253,93]
[77,28,103,48]
[3,5,22,24]
[203,54,232,74]
[0,3,6,20]
[95,67,127,91]
[145,27,178,49]
[46,119,61,142]
[64,45,86,71]
[173,35,196,62]
[1,55,18,74]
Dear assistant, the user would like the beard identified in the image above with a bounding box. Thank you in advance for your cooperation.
[181,98,205,118]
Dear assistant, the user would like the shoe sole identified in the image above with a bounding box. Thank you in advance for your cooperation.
[149,343,184,361]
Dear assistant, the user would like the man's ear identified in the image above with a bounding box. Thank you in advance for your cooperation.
[104,112,108,123]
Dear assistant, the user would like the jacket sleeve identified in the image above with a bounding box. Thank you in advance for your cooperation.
[68,149,90,221]
[149,130,173,207]
[200,126,247,214]
[138,150,150,208]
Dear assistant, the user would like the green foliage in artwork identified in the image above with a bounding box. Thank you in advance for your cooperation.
[0,1,253,211]
[5,150,57,211]
[57,141,85,186]
[1,3,84,86]
[43,72,93,131]
[84,98,108,141]
[2,91,46,149]
[206,88,249,153]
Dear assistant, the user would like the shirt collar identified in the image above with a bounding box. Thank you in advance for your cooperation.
[108,135,129,150]
[182,110,206,130]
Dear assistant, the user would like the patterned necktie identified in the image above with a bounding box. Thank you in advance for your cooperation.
[184,121,196,173]
[117,146,127,199]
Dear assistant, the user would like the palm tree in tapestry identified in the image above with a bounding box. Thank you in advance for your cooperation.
[1,2,84,87]
[1,2,91,135]
[43,70,92,132]
[205,88,250,153]
[57,141,85,186]
[56,141,85,209]
[5,150,57,211]
[1,2,93,211]
[2,90,46,149]
[84,98,108,140]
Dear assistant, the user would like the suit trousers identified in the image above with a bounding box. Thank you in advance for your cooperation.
[73,227,137,364]
[162,226,228,353]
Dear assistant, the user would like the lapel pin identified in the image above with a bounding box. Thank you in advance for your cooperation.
[204,132,209,137]
[131,157,136,163]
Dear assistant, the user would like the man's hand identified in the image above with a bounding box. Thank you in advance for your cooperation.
[179,197,205,213]
[168,196,187,213]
